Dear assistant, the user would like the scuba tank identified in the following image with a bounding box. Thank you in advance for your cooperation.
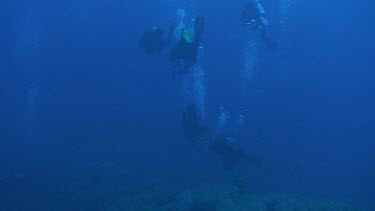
[174,10,186,42]
[253,0,269,28]
[254,0,265,15]
[177,9,186,22]
[260,16,269,27]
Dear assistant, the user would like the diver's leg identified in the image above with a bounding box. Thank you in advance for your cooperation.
[261,29,277,50]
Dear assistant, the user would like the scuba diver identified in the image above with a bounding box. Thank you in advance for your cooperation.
[211,135,262,169]
[182,104,207,141]
[211,107,262,169]
[241,0,277,50]
[139,9,185,56]
[170,17,205,73]
[138,25,174,55]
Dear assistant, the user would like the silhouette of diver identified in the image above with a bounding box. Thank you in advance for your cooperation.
[182,104,207,141]
[139,25,174,55]
[170,17,205,73]
[241,0,277,50]
[211,135,262,169]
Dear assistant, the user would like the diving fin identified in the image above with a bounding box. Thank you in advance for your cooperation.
[194,17,205,41]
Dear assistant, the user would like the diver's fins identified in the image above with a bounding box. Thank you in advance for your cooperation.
[194,17,205,41]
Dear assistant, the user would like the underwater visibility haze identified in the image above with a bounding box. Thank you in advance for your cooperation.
[0,0,374,210]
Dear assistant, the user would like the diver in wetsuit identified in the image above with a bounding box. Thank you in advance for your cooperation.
[211,135,262,169]
[211,107,262,169]
[139,25,174,55]
[211,136,246,169]
[241,0,277,49]
[182,104,207,141]
[170,17,205,73]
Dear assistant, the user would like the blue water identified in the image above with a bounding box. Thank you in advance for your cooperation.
[0,0,374,210]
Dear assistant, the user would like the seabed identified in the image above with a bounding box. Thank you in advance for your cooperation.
[105,181,366,211]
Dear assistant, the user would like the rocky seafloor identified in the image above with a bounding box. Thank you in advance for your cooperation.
[105,181,367,211]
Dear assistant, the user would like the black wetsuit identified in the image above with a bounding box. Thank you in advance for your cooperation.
[170,17,205,72]
[241,2,261,26]
[170,38,199,71]
[211,136,263,169]
[211,136,246,169]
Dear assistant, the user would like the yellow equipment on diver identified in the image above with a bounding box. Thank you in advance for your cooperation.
[182,28,193,43]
